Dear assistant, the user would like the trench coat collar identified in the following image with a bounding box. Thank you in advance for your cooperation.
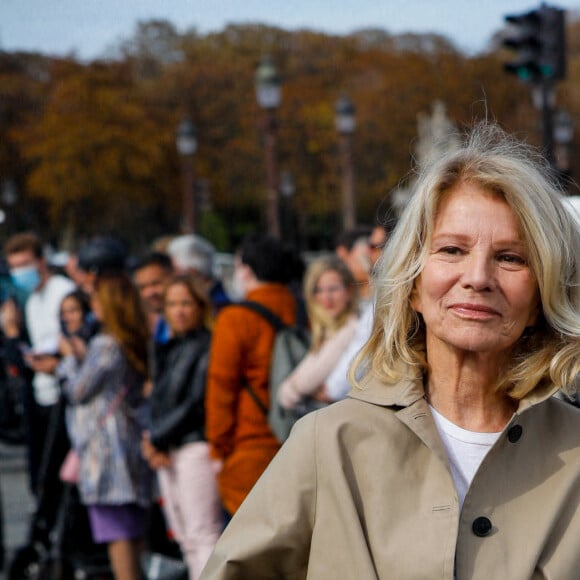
[348,372,451,469]
[346,369,562,474]
[348,372,425,408]
[348,370,561,416]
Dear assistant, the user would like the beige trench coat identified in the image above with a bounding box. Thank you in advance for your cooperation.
[201,374,580,579]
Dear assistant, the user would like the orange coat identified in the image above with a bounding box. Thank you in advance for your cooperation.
[206,283,297,514]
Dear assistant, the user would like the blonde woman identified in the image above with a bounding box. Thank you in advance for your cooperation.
[201,124,580,579]
[277,256,358,410]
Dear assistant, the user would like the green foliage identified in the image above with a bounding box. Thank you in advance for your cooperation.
[199,210,229,251]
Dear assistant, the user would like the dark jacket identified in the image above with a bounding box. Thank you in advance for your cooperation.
[150,328,211,452]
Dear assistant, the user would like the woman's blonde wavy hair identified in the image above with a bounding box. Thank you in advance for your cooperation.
[303,255,358,352]
[351,123,580,400]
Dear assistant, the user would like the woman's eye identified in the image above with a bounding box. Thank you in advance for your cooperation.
[498,254,526,265]
[440,246,463,255]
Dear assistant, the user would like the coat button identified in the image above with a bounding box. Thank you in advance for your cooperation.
[508,424,523,443]
[472,517,492,537]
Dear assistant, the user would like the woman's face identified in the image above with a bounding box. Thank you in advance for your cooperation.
[313,270,351,319]
[61,296,85,335]
[411,183,539,358]
[164,283,203,335]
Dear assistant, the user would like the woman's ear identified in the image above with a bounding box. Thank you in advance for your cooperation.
[409,278,422,314]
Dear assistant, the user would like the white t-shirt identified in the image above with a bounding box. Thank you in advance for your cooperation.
[429,405,501,509]
[26,274,76,405]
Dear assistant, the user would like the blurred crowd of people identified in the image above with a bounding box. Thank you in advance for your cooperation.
[0,223,393,580]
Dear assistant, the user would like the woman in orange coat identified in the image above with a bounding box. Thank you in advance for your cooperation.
[205,234,301,517]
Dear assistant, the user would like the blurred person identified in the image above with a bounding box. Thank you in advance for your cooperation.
[368,223,388,266]
[277,256,358,410]
[141,274,221,579]
[1,232,75,494]
[334,227,373,303]
[167,235,230,314]
[12,289,104,574]
[201,124,580,579]
[64,253,85,288]
[326,218,397,402]
[60,273,152,580]
[6,292,99,578]
[75,236,128,294]
[0,258,29,446]
[131,252,181,560]
[60,291,91,336]
[131,252,174,343]
[59,289,101,348]
[205,234,299,517]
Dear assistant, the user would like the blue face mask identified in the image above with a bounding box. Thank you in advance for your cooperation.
[11,265,41,295]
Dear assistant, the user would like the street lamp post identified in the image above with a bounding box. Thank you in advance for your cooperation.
[335,95,356,231]
[280,170,295,243]
[176,116,198,234]
[255,56,282,238]
[553,110,574,188]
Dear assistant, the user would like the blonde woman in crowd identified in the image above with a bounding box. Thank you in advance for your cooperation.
[277,256,358,410]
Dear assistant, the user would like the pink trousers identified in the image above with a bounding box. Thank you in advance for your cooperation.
[157,441,222,580]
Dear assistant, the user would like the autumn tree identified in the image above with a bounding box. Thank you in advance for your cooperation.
[7,18,573,251]
[16,59,179,248]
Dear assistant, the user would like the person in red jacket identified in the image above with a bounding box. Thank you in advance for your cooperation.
[205,234,302,517]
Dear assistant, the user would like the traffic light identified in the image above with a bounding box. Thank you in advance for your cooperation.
[540,6,566,81]
[502,4,566,82]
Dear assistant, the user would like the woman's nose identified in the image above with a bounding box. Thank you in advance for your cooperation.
[461,253,495,291]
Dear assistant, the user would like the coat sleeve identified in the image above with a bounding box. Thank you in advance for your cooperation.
[278,316,358,408]
[200,413,317,579]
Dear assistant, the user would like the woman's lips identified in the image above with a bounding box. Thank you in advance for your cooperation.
[449,303,500,318]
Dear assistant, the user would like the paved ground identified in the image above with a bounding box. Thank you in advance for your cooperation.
[0,442,35,579]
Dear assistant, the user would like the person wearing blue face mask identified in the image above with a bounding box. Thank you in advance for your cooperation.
[1,232,75,495]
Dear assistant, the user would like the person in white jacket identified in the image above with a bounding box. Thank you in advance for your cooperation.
[277,256,358,409]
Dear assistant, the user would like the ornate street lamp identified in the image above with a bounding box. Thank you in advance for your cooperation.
[335,95,356,231]
[176,116,198,234]
[255,55,282,238]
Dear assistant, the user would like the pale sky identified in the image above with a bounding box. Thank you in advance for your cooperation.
[2,0,579,60]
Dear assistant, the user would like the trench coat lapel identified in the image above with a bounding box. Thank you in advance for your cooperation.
[349,373,451,471]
